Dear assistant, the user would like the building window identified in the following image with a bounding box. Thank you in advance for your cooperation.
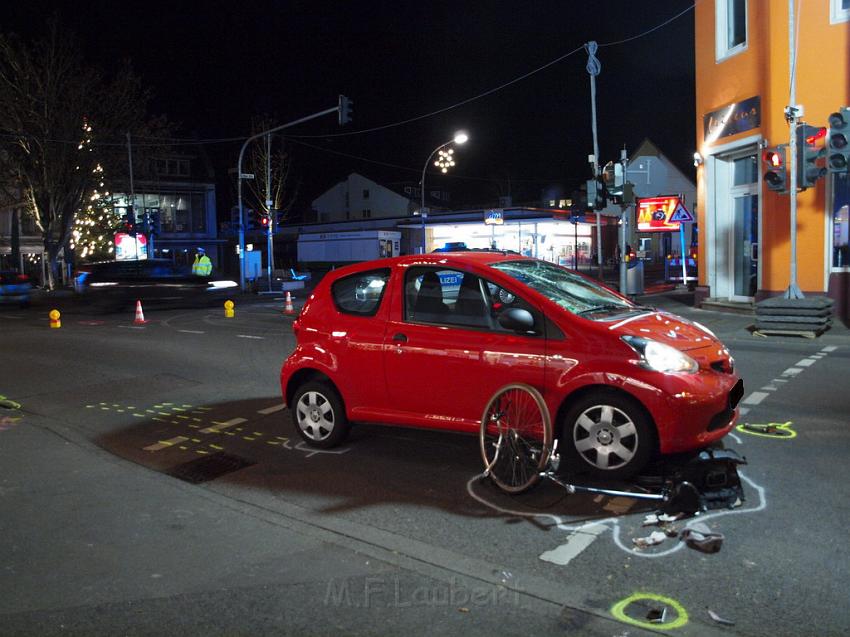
[831,0,850,24]
[362,189,370,199]
[833,173,850,267]
[362,208,372,218]
[716,0,747,61]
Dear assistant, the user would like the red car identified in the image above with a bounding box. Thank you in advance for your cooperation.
[280,253,742,481]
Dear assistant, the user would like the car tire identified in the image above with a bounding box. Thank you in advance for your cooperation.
[291,381,350,449]
[560,390,654,481]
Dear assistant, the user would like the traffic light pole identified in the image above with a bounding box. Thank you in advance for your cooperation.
[585,41,604,280]
[265,133,274,293]
[619,150,629,296]
[237,105,339,292]
[784,0,804,299]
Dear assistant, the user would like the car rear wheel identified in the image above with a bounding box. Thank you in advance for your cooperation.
[560,390,653,481]
[291,381,349,448]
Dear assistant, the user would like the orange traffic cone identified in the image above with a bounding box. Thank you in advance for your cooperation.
[284,291,295,315]
[134,299,148,324]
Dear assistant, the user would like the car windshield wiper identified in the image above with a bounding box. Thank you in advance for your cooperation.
[576,303,643,316]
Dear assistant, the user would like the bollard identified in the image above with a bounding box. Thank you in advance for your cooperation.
[49,309,61,329]
[224,299,235,318]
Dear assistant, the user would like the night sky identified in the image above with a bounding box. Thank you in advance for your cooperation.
[3,0,696,211]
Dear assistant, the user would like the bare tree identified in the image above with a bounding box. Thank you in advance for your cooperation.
[0,19,155,288]
[243,118,299,223]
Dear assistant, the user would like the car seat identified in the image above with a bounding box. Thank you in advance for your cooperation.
[452,275,490,327]
[412,272,450,322]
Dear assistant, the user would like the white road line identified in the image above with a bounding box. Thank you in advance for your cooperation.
[118,325,146,330]
[257,404,286,415]
[743,391,769,405]
[236,334,264,340]
[144,436,189,451]
[178,329,205,334]
[0,314,25,319]
[739,406,750,415]
[199,417,246,434]
[796,358,817,367]
[782,367,803,377]
[822,346,838,352]
[761,385,777,392]
[539,523,608,566]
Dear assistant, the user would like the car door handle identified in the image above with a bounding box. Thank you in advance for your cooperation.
[392,333,408,343]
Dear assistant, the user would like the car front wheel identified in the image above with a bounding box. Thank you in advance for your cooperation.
[560,390,654,480]
[291,381,350,448]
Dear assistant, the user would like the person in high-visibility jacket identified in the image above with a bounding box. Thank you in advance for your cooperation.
[192,247,212,276]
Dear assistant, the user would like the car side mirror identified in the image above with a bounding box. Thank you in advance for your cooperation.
[497,307,536,333]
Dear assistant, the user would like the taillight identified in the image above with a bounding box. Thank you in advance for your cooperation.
[16,274,28,282]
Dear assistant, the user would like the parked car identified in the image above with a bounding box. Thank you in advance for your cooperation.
[280,253,743,481]
[73,259,238,311]
[0,271,31,307]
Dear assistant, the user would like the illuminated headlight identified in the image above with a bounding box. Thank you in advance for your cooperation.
[622,336,699,374]
[208,280,238,289]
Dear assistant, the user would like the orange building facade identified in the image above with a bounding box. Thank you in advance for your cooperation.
[694,0,850,319]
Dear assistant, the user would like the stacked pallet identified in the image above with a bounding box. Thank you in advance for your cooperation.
[753,296,834,338]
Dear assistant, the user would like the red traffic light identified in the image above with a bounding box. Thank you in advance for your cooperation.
[805,126,827,144]
[763,150,783,167]
[260,216,270,226]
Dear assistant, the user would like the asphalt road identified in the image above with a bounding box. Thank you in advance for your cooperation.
[1,293,849,636]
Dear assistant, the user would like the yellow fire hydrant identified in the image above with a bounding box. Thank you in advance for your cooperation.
[224,300,235,318]
[49,309,61,329]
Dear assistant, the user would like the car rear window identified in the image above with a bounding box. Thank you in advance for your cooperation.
[331,268,390,316]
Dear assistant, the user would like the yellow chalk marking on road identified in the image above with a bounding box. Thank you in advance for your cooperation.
[179,446,188,450]
[275,436,288,441]
[176,415,189,420]
[736,421,797,439]
[192,417,202,422]
[195,449,209,455]
[243,436,255,441]
[162,402,173,406]
[252,432,263,436]
[181,404,192,408]
[199,417,246,434]
[172,407,186,412]
[158,412,171,416]
[86,405,94,409]
[100,407,109,411]
[132,413,145,417]
[188,424,199,429]
[267,441,280,446]
[146,409,156,413]
[144,436,189,452]
[224,432,236,436]
[191,438,201,443]
[209,444,224,450]
[152,417,166,423]
[235,427,243,432]
[610,593,689,630]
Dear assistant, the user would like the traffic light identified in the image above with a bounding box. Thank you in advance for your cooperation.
[586,178,606,210]
[245,209,255,232]
[762,145,788,193]
[827,108,850,174]
[568,189,587,220]
[338,95,353,126]
[796,122,827,189]
[260,213,270,231]
[123,207,136,236]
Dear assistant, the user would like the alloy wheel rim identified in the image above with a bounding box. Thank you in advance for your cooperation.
[296,391,335,441]
[572,404,637,470]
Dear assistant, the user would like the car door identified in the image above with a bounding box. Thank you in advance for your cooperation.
[382,265,547,433]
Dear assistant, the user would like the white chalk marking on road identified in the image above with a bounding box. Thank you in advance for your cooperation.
[822,346,837,352]
[257,404,286,415]
[728,432,743,445]
[782,367,803,377]
[293,441,350,457]
[761,385,777,392]
[236,334,264,340]
[118,325,146,330]
[539,523,608,566]
[796,358,817,367]
[738,407,750,415]
[200,417,246,434]
[178,329,205,334]
[144,436,189,451]
[0,314,25,320]
[743,392,769,406]
[773,377,788,383]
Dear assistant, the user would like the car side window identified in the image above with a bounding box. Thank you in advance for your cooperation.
[404,267,541,335]
[331,268,390,316]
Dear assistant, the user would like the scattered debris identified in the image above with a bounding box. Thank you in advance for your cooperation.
[632,530,667,549]
[681,522,724,553]
[643,512,684,526]
[458,607,469,613]
[708,609,736,626]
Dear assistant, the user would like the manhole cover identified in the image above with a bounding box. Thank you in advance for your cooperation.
[167,452,256,484]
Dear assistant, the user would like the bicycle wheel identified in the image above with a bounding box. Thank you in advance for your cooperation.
[479,383,553,494]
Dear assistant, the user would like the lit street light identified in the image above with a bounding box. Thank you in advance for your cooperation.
[419,131,468,253]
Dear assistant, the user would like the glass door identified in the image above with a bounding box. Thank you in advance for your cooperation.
[732,194,758,298]
[728,154,759,301]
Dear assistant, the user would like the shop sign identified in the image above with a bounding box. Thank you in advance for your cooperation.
[636,196,692,232]
[484,209,504,225]
[703,96,760,141]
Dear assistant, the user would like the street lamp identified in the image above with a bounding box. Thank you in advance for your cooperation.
[419,131,468,253]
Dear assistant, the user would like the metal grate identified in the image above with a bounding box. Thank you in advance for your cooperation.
[167,452,256,484]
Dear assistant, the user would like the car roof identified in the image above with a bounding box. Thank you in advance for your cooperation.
[328,252,534,279]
